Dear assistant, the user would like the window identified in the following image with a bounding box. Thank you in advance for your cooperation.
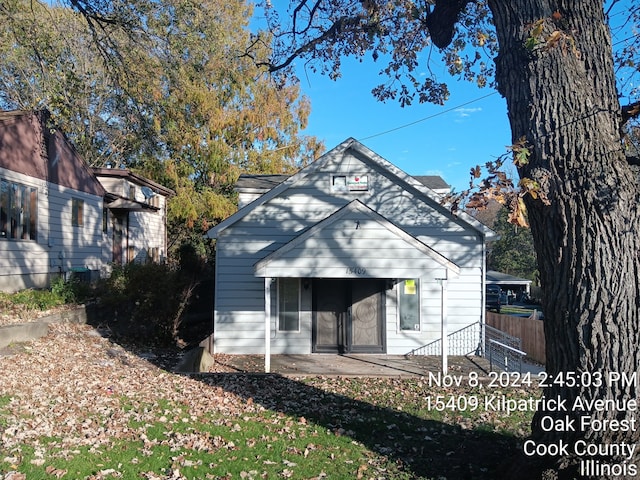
[102,208,109,233]
[0,179,37,241]
[331,175,347,191]
[72,198,84,227]
[149,247,160,263]
[399,279,420,331]
[278,278,300,331]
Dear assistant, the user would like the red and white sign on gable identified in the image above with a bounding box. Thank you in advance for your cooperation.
[347,175,368,191]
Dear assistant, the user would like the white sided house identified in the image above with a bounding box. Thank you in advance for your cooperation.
[0,110,174,292]
[206,138,496,368]
[93,168,173,267]
[0,110,106,292]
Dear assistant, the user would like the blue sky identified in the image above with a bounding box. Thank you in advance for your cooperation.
[294,56,512,193]
[257,1,637,193]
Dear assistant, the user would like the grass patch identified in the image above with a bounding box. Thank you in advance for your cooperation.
[0,376,537,480]
[1,406,417,479]
[0,395,11,431]
[0,289,65,314]
[500,304,541,316]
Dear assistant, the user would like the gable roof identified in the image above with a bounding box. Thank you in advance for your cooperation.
[413,175,450,191]
[206,137,495,240]
[0,110,104,197]
[235,174,289,193]
[254,199,460,277]
[93,167,175,197]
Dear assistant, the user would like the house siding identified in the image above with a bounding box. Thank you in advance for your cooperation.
[211,141,488,355]
[96,172,170,266]
[0,167,103,292]
[127,208,166,263]
[0,110,173,292]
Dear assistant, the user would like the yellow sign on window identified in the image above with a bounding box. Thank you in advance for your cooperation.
[404,279,416,295]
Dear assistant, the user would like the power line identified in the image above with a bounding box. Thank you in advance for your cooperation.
[356,28,640,143]
[358,91,500,141]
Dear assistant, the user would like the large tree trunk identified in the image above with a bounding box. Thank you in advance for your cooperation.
[488,0,640,477]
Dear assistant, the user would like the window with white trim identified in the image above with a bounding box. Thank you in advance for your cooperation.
[399,279,420,331]
[278,278,300,332]
[0,179,37,241]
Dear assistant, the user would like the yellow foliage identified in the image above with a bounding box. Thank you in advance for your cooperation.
[508,197,529,228]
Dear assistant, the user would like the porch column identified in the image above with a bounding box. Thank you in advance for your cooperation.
[264,277,271,373]
[438,277,449,375]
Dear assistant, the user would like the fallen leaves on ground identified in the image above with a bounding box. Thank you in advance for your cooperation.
[0,324,255,456]
[0,323,533,479]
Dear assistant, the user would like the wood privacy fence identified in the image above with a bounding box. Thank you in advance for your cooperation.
[486,311,546,365]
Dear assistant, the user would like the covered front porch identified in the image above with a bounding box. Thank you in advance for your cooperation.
[254,200,462,373]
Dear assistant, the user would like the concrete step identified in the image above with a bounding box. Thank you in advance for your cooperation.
[0,306,88,349]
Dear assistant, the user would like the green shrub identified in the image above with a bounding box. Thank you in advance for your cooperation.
[50,276,77,303]
[6,288,64,310]
[3,259,206,347]
[93,262,200,346]
[1,276,95,319]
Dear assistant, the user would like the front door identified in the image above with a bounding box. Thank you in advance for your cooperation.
[112,215,124,265]
[312,279,385,353]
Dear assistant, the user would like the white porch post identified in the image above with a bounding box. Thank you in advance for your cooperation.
[264,277,272,373]
[438,276,449,375]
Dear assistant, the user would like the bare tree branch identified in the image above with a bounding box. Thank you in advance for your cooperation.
[292,0,323,37]
[260,15,363,72]
[622,100,640,124]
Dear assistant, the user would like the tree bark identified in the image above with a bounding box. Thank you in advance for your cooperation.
[488,0,640,476]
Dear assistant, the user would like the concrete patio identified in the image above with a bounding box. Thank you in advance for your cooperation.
[212,354,497,377]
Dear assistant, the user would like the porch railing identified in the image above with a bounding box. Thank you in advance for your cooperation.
[406,322,482,356]
[406,321,526,372]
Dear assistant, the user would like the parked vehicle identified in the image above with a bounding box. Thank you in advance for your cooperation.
[518,291,531,303]
[486,285,502,313]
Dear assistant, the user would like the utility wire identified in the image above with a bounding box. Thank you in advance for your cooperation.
[359,91,499,141]
[357,27,640,143]
[354,28,640,142]
[266,29,639,152]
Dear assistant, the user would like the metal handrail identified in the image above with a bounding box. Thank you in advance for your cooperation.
[406,321,482,356]
[406,321,527,372]
[488,339,526,373]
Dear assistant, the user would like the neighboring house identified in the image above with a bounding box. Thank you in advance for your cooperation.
[0,110,106,292]
[206,138,496,369]
[0,110,173,292]
[93,168,173,267]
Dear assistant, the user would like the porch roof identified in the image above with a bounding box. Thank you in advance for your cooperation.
[254,199,460,279]
[105,194,159,211]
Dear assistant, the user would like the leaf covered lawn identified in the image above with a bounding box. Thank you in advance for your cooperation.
[0,323,536,479]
